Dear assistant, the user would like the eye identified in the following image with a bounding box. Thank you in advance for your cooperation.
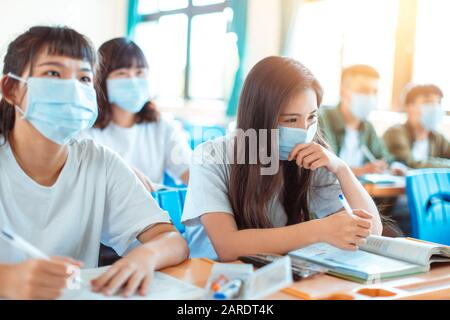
[80,76,92,83]
[136,69,147,77]
[283,118,297,123]
[45,70,60,78]
[111,71,127,78]
[308,114,318,121]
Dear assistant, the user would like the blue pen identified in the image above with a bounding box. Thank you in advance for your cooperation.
[338,194,354,217]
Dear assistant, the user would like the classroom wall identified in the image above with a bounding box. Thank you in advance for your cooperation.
[245,0,281,72]
[0,0,127,69]
[0,0,280,73]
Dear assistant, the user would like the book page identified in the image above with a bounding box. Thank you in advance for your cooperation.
[61,267,205,300]
[290,242,421,279]
[360,236,441,266]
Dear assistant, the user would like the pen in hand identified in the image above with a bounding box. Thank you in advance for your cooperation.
[0,228,84,289]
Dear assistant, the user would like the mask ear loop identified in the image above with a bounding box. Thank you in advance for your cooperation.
[6,72,27,83]
[5,72,28,118]
[306,121,318,143]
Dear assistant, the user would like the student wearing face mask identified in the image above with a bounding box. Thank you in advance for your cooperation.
[81,38,192,189]
[383,84,450,168]
[319,65,394,177]
[0,26,188,300]
[182,57,382,261]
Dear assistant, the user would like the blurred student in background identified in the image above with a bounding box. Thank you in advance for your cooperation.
[82,38,192,190]
[384,84,450,168]
[319,65,396,177]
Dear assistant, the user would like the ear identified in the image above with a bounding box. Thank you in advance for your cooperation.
[1,76,14,104]
[406,103,419,117]
[340,85,351,107]
[0,75,20,106]
[340,77,350,96]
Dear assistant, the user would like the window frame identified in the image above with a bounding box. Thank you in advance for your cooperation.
[129,0,232,101]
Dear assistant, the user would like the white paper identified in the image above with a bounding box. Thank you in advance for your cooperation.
[61,267,205,300]
[245,256,293,299]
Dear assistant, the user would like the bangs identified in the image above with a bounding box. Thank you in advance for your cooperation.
[31,26,97,68]
[405,84,444,105]
[109,40,149,71]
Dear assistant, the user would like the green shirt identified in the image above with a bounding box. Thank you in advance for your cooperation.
[383,122,450,168]
[319,105,394,164]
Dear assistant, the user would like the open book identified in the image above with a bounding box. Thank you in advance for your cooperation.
[289,236,450,283]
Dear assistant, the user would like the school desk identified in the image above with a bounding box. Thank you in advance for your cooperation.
[363,182,405,198]
[360,174,406,198]
[162,258,450,300]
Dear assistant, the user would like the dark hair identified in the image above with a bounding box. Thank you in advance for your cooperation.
[404,84,443,106]
[94,38,159,129]
[341,64,380,82]
[228,56,328,230]
[0,25,97,143]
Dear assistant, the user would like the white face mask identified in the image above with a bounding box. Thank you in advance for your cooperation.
[419,104,444,132]
[349,93,377,121]
[278,122,317,160]
[7,73,98,145]
[107,77,150,113]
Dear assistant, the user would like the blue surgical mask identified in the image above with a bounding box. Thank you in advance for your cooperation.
[107,77,150,113]
[349,93,377,121]
[420,104,444,132]
[278,122,317,160]
[7,73,98,145]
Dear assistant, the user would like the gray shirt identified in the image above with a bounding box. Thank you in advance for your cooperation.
[182,136,344,260]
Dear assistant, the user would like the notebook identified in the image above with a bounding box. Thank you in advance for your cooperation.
[289,236,450,283]
[61,266,205,300]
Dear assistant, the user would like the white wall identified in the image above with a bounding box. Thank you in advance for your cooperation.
[245,0,281,73]
[0,0,127,66]
[0,0,282,71]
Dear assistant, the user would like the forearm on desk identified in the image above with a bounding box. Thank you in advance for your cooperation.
[137,223,189,270]
[202,215,323,262]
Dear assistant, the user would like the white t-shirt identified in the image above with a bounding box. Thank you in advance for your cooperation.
[82,119,192,185]
[0,139,170,268]
[339,127,364,167]
[182,136,344,260]
[412,138,429,162]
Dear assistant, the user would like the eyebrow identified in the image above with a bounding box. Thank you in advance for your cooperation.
[114,67,147,72]
[280,110,318,117]
[36,61,93,72]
